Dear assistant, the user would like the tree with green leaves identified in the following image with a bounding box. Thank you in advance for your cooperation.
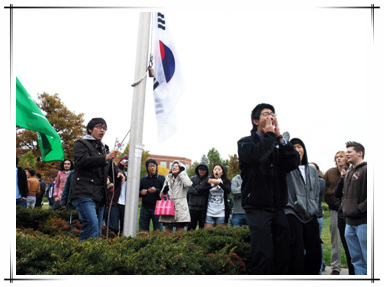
[18,150,37,170]
[187,161,199,177]
[201,148,227,173]
[227,154,240,179]
[187,148,240,180]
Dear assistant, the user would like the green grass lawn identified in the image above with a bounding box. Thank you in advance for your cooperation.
[41,197,49,209]
[321,203,348,268]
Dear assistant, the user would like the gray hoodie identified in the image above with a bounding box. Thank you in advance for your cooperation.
[285,138,319,224]
[231,174,245,215]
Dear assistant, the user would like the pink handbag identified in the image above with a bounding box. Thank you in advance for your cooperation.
[154,194,175,216]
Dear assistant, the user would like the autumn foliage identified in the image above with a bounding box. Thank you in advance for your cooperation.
[16,93,86,182]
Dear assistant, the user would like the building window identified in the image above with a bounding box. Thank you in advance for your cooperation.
[160,162,167,167]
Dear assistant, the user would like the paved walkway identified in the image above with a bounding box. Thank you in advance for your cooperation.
[322,266,349,275]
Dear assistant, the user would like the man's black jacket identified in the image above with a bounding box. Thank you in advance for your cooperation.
[139,173,165,209]
[237,131,299,211]
[71,139,122,204]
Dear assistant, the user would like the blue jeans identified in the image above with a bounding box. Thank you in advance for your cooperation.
[27,196,36,208]
[72,197,104,240]
[16,198,27,208]
[232,214,247,227]
[345,223,367,275]
[205,215,225,225]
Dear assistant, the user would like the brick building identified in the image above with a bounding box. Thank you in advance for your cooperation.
[148,154,192,170]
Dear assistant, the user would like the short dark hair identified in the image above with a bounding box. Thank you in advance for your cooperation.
[29,169,36,177]
[346,141,365,159]
[60,159,75,171]
[36,173,42,179]
[86,118,107,135]
[251,103,275,131]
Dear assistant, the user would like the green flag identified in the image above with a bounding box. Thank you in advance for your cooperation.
[16,77,65,162]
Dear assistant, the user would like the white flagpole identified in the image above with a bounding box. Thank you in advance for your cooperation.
[123,12,151,238]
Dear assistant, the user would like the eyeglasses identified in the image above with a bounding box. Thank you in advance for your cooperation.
[148,164,157,168]
[94,125,107,131]
[260,112,276,117]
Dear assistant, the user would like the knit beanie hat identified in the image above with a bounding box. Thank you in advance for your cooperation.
[146,158,158,167]
[145,159,158,173]
[118,155,129,169]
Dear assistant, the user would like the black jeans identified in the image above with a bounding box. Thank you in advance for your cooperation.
[188,209,205,230]
[286,214,322,275]
[338,215,355,275]
[139,206,161,232]
[245,208,290,275]
[117,204,125,236]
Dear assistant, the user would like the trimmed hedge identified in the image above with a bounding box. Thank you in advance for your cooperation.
[16,205,79,230]
[16,207,251,275]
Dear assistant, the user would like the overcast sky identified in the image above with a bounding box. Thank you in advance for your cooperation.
[3,0,383,282]
[9,1,378,173]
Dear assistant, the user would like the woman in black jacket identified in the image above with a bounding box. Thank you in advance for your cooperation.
[200,163,231,228]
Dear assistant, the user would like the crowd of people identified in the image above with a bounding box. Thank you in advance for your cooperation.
[16,105,367,276]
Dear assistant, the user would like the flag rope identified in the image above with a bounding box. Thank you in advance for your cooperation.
[131,55,153,87]
[131,71,147,87]
[106,137,118,241]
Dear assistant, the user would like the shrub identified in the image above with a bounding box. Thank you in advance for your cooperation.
[16,206,79,230]
[16,229,250,275]
[16,207,251,275]
[16,232,77,275]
